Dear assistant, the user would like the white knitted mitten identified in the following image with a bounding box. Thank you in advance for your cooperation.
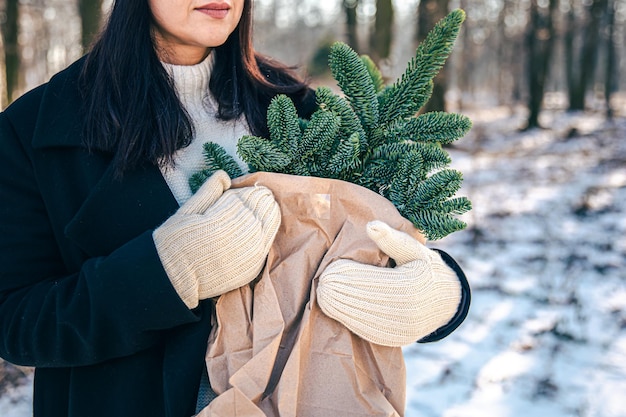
[317,220,461,346]
[154,171,281,308]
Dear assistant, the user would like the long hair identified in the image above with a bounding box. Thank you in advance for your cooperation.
[79,0,310,177]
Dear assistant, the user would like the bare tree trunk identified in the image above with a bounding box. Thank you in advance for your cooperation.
[503,0,528,106]
[369,0,394,63]
[416,0,449,113]
[511,30,526,105]
[564,2,579,110]
[1,0,19,104]
[568,0,608,111]
[604,0,617,119]
[343,0,359,53]
[78,0,103,53]
[526,0,542,128]
[525,0,558,129]
[456,0,472,111]
[496,1,509,106]
[494,0,522,108]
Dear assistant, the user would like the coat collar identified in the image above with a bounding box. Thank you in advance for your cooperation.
[31,56,87,149]
[26,58,180,256]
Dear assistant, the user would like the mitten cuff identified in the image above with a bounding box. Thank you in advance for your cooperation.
[418,249,471,343]
[153,230,200,309]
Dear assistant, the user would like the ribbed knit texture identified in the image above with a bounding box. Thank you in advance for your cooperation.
[160,53,250,205]
[317,220,462,347]
[153,171,281,309]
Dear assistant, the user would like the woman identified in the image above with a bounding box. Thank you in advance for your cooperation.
[0,1,469,416]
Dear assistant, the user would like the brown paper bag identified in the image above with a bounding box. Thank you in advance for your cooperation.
[197,172,425,417]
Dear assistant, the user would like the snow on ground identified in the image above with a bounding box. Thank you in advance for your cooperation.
[0,380,33,417]
[0,363,33,417]
[404,108,626,417]
[1,108,625,417]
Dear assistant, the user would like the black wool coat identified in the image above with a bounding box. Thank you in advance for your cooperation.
[0,57,469,417]
[0,57,314,417]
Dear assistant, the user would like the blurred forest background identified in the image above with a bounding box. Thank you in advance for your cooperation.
[1,1,626,416]
[1,0,625,124]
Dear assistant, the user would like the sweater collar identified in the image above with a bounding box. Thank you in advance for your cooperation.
[161,52,214,111]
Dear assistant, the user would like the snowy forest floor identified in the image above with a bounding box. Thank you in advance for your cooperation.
[404,107,626,417]
[1,107,625,417]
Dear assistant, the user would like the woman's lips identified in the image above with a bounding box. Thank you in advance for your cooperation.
[195,3,230,19]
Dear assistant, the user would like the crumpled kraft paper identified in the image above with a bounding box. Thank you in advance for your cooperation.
[197,172,426,417]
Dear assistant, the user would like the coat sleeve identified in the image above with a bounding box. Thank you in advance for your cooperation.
[0,110,200,368]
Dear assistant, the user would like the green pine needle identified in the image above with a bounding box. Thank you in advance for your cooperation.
[438,196,473,215]
[380,9,465,124]
[415,142,452,174]
[361,54,385,93]
[327,132,362,177]
[389,152,424,208]
[329,42,380,134]
[404,112,472,144]
[411,169,464,208]
[191,9,472,240]
[237,135,292,172]
[188,142,243,193]
[189,170,215,194]
[407,210,468,241]
[267,95,301,156]
[316,86,367,149]
[300,109,341,161]
[201,142,243,178]
[357,158,398,195]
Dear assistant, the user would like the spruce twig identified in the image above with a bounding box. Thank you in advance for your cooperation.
[191,9,473,240]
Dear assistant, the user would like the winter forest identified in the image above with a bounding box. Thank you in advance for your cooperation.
[1,0,626,416]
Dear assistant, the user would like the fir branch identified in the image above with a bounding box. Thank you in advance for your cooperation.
[189,170,215,194]
[406,210,468,241]
[410,169,464,208]
[359,142,419,193]
[371,142,422,161]
[415,142,452,174]
[192,10,472,240]
[326,132,362,178]
[357,158,398,195]
[359,142,425,194]
[267,95,301,157]
[188,143,243,193]
[201,142,243,177]
[376,118,410,146]
[404,112,472,144]
[389,152,424,209]
[237,135,292,172]
[316,87,367,149]
[370,141,450,180]
[361,55,385,93]
[283,159,311,176]
[437,196,473,216]
[300,109,341,161]
[379,9,465,124]
[329,42,380,134]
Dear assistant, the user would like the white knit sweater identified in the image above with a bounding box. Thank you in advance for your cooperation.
[160,54,250,205]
